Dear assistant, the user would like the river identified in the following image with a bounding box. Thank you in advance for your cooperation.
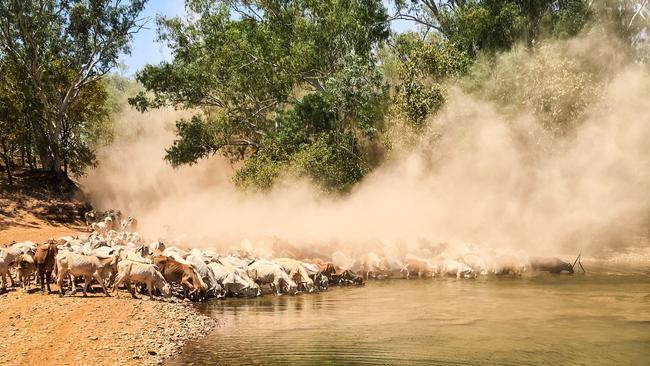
[169,269,650,365]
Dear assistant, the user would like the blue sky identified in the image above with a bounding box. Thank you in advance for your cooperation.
[118,0,185,75]
[119,1,416,76]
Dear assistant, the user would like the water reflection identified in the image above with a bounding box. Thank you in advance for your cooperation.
[170,273,650,366]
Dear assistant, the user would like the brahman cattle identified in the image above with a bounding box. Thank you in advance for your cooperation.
[153,256,207,300]
[34,241,59,294]
[113,260,171,300]
[55,252,117,296]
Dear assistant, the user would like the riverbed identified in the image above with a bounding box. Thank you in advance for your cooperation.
[170,269,650,365]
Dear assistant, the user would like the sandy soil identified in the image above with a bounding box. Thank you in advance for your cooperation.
[0,288,216,366]
[0,178,217,366]
[0,215,84,244]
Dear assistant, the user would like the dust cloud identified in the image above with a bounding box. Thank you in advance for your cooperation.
[82,35,650,259]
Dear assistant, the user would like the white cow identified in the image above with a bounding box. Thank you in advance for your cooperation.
[11,241,37,255]
[91,216,113,236]
[187,254,221,297]
[462,253,495,276]
[112,260,171,300]
[118,248,152,264]
[439,259,475,279]
[218,255,252,270]
[55,252,117,296]
[248,261,298,295]
[207,262,250,296]
[354,252,388,279]
[274,258,314,292]
[14,253,35,290]
[403,254,437,278]
[0,247,19,289]
[162,246,188,261]
[93,246,119,258]
[299,261,329,290]
[148,240,165,254]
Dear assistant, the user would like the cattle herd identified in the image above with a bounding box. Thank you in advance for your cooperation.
[0,209,585,301]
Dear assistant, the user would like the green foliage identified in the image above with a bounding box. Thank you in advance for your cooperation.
[232,59,385,192]
[467,42,600,134]
[389,33,470,127]
[135,0,390,192]
[291,133,365,193]
[446,1,526,54]
[64,79,114,176]
[235,131,365,193]
[393,1,591,54]
[385,0,594,136]
[0,0,147,177]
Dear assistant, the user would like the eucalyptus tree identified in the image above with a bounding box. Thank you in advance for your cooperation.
[0,0,147,177]
[133,0,390,192]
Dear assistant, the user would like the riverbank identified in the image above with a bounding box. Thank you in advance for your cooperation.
[1,176,219,365]
[0,289,216,365]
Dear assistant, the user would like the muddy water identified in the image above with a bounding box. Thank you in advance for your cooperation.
[170,271,650,365]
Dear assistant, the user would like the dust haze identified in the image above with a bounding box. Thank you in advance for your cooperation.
[82,33,650,260]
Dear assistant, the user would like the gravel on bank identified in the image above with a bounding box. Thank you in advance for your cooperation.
[0,289,216,366]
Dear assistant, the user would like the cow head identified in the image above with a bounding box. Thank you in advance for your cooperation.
[280,278,298,295]
[316,273,329,290]
[161,282,172,298]
[223,272,249,295]
[153,256,168,271]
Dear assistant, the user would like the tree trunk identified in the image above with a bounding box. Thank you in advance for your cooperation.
[39,150,54,172]
[0,139,13,186]
[27,147,35,170]
[26,128,35,170]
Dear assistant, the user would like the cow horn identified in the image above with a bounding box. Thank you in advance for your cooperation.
[571,251,582,270]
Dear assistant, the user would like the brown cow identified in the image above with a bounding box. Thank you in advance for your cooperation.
[34,241,58,294]
[311,258,363,285]
[152,256,207,300]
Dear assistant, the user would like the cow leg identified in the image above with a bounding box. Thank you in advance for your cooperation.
[147,280,154,300]
[112,273,125,294]
[9,271,16,287]
[65,274,74,294]
[93,272,110,297]
[126,280,138,299]
[82,276,90,297]
[57,270,67,296]
[45,271,53,293]
[180,277,194,299]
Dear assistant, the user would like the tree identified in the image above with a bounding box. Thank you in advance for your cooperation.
[0,0,147,177]
[388,33,470,128]
[133,0,390,192]
[0,54,31,184]
[392,1,591,54]
[383,0,593,135]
